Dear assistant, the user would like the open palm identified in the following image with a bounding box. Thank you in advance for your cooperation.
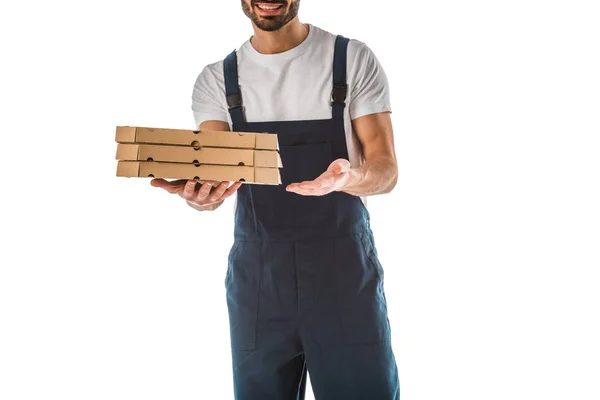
[286,159,351,196]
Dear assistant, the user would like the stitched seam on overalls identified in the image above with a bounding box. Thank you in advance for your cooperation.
[225,241,241,287]
[359,231,384,280]
[246,185,259,233]
[252,240,264,350]
[293,242,300,314]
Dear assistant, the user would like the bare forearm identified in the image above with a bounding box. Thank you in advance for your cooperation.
[340,157,398,197]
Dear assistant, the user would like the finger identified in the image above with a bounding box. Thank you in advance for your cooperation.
[311,170,337,187]
[222,181,243,199]
[289,174,337,194]
[289,186,322,196]
[193,181,214,203]
[151,178,188,194]
[288,178,318,191]
[339,159,351,173]
[287,182,310,192]
[151,178,187,187]
[328,159,351,174]
[209,181,230,202]
[305,176,329,190]
[150,178,167,187]
[287,181,317,192]
[181,180,198,201]
[289,176,330,192]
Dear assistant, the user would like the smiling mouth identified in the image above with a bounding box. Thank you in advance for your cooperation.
[255,2,285,14]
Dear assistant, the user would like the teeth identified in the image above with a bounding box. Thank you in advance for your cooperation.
[258,4,280,10]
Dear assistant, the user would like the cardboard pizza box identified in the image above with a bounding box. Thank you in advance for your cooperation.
[116,161,281,185]
[115,143,282,168]
[115,126,279,150]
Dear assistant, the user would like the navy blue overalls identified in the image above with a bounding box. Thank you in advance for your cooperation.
[223,36,400,400]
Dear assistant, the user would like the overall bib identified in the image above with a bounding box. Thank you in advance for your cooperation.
[223,36,399,400]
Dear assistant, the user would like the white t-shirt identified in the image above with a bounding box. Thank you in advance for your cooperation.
[192,25,391,165]
[191,24,391,205]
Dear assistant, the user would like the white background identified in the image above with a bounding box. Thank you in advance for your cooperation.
[1,0,599,399]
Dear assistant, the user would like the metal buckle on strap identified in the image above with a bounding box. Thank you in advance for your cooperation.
[331,83,348,105]
[227,93,243,110]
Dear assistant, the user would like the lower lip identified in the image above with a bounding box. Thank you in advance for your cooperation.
[255,4,284,16]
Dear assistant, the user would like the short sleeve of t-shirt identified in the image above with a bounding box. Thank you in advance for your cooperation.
[191,65,229,129]
[347,40,392,120]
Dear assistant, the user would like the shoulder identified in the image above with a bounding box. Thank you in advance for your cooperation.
[196,39,252,86]
[345,38,386,83]
[347,38,379,66]
[313,25,379,64]
[195,58,225,88]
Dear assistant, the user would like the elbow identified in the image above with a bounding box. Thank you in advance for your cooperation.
[383,178,397,194]
[382,164,398,194]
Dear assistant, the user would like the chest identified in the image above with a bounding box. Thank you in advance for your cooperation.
[236,58,335,122]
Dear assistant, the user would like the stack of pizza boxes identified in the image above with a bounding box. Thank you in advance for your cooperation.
[115,126,282,184]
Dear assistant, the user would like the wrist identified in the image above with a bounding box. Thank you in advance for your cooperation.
[186,200,220,211]
[337,167,360,192]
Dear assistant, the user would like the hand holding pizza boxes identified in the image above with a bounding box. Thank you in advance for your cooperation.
[115,126,282,184]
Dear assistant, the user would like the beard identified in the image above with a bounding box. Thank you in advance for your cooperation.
[241,0,300,32]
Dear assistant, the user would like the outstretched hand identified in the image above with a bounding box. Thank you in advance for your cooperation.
[150,178,242,208]
[286,159,352,196]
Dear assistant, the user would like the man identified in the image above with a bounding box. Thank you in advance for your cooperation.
[151,0,399,398]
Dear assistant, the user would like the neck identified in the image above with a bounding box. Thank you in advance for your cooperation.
[250,18,309,54]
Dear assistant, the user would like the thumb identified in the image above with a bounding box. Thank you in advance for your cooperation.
[328,159,351,174]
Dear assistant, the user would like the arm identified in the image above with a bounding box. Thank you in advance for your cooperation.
[338,112,397,196]
[287,40,397,198]
[285,111,397,197]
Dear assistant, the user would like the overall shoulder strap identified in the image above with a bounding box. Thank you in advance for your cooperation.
[223,50,245,127]
[332,35,350,120]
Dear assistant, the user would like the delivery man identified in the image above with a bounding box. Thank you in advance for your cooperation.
[151,1,400,398]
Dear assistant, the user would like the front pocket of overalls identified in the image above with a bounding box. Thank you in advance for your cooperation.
[280,142,332,183]
[336,235,391,345]
[225,241,261,350]
[276,142,336,228]
[249,142,335,229]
